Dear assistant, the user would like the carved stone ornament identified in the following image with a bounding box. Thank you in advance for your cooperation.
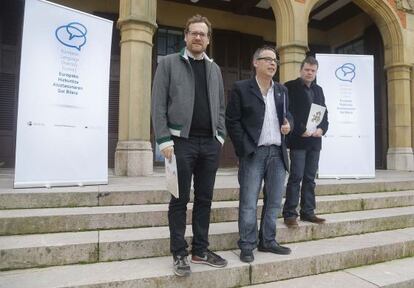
[397,0,414,13]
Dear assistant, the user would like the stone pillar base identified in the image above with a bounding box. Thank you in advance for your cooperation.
[387,147,414,171]
[115,141,153,176]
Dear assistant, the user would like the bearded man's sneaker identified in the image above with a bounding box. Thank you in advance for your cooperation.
[191,250,228,268]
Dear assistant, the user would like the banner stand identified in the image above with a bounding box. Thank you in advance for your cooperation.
[316,54,375,179]
[14,0,113,188]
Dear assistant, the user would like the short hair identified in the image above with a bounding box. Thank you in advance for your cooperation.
[300,56,319,69]
[252,45,278,62]
[184,14,212,36]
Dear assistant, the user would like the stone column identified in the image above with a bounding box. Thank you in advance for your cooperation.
[278,42,308,82]
[411,65,414,161]
[268,0,308,82]
[386,63,414,170]
[115,0,157,176]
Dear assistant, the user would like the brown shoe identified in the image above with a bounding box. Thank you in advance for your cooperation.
[300,215,326,224]
[284,218,299,228]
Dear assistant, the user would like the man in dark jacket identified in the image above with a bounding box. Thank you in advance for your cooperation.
[226,46,293,263]
[282,56,329,228]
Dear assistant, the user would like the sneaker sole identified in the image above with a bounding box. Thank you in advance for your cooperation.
[174,269,191,277]
[190,259,227,268]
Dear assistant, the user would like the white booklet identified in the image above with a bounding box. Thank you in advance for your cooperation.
[165,154,179,198]
[306,103,326,134]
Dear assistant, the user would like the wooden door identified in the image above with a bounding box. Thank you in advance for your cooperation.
[94,13,121,168]
[364,25,387,169]
[212,30,239,167]
[0,0,23,168]
[213,30,263,167]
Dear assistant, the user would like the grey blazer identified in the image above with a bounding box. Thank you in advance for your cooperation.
[151,48,226,150]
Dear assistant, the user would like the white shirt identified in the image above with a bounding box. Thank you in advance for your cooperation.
[184,48,205,60]
[257,78,281,146]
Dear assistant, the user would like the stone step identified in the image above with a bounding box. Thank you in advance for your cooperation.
[2,179,414,209]
[245,256,414,287]
[2,206,414,270]
[1,190,414,236]
[0,231,98,271]
[1,227,414,288]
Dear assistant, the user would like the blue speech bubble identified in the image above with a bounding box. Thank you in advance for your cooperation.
[335,63,356,82]
[55,22,88,51]
[66,23,87,40]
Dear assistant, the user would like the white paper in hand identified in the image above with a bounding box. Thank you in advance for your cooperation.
[165,154,179,198]
[306,103,326,134]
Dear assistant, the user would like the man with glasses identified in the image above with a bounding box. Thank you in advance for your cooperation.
[226,46,293,263]
[152,15,227,277]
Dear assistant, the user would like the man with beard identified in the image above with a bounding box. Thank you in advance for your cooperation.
[151,15,227,277]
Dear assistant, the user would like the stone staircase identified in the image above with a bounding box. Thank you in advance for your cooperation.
[1,170,414,287]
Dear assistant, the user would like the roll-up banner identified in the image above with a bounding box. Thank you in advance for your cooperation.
[316,54,375,178]
[14,0,113,188]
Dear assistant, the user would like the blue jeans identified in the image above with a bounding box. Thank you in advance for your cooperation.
[238,145,286,251]
[283,149,320,219]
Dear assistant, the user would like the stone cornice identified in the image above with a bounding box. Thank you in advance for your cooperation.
[117,16,157,31]
[277,41,308,51]
[384,62,413,70]
[396,0,414,14]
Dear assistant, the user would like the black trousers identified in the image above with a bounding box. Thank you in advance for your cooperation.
[169,136,221,257]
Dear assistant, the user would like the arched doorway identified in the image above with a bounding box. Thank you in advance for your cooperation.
[306,0,406,169]
[153,0,278,167]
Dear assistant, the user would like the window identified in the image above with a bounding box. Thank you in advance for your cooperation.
[336,38,364,54]
[156,28,185,61]
[153,27,185,163]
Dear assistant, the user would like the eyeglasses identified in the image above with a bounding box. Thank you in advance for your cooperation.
[257,57,279,64]
[187,31,208,38]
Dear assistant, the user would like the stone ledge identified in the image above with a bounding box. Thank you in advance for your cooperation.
[2,206,414,270]
[2,192,414,235]
[3,181,414,209]
[2,228,414,288]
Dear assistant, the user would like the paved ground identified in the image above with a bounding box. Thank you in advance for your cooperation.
[1,168,414,192]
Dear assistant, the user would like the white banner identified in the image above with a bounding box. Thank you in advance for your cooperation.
[14,0,113,188]
[316,54,375,178]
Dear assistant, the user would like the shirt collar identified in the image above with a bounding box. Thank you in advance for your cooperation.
[185,48,206,61]
[255,76,274,94]
[181,48,213,62]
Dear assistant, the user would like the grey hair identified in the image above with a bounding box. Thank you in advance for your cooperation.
[252,45,278,61]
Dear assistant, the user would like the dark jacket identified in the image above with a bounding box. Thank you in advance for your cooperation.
[225,78,293,171]
[286,78,329,151]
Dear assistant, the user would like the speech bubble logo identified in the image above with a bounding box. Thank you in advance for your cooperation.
[55,22,88,51]
[335,63,356,82]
